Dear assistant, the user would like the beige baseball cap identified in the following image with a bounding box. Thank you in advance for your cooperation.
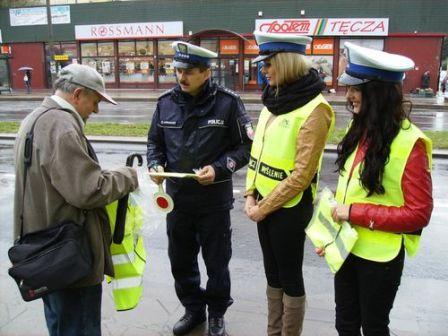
[58,64,117,105]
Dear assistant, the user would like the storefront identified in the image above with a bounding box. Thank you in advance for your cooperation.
[73,21,183,88]
[0,29,11,93]
[253,17,443,93]
[0,46,11,93]
[0,3,444,93]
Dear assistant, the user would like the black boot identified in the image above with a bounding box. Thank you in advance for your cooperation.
[173,311,206,336]
[208,316,225,336]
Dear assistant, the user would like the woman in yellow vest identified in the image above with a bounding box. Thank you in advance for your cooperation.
[245,31,334,335]
[319,42,433,335]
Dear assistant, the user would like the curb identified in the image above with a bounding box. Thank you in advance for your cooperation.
[2,134,447,158]
[0,94,447,110]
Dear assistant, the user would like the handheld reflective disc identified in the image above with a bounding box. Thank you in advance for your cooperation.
[153,184,174,213]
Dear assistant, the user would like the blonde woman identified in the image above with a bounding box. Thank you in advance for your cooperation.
[245,31,334,335]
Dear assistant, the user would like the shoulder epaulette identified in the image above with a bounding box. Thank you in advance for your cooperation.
[217,85,240,99]
[157,88,174,101]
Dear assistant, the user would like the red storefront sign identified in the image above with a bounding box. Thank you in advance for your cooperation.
[244,39,259,55]
[312,39,334,55]
[220,40,239,55]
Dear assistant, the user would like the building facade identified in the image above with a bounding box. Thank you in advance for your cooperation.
[0,0,446,93]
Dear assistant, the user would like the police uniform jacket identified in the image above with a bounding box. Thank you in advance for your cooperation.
[147,81,252,212]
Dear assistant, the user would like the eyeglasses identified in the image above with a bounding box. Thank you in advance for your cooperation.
[261,61,271,68]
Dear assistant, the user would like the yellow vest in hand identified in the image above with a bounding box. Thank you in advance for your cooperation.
[306,188,358,273]
[335,120,432,262]
[246,94,334,207]
[106,196,146,311]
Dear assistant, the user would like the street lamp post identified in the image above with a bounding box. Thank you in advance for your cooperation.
[46,0,55,85]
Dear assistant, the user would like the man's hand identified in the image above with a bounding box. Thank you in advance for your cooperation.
[149,165,165,185]
[195,165,215,185]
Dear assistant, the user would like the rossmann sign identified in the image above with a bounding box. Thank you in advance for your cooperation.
[75,21,183,40]
[255,18,388,36]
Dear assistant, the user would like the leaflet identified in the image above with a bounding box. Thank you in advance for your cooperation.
[148,172,197,179]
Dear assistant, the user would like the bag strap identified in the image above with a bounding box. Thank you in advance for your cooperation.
[19,108,55,239]
[19,107,90,239]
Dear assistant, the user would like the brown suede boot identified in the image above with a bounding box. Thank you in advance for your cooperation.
[281,294,306,336]
[266,285,284,336]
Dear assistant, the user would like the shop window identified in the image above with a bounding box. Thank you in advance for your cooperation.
[119,57,154,83]
[158,41,175,56]
[243,58,258,86]
[81,43,97,57]
[136,40,153,56]
[308,55,333,86]
[200,39,218,53]
[82,57,115,83]
[60,43,77,58]
[118,41,135,56]
[98,42,114,57]
[158,57,176,83]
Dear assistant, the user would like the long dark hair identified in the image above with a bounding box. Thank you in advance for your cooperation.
[335,81,411,196]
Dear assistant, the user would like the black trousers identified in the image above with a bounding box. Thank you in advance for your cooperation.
[335,246,405,336]
[257,188,313,297]
[167,209,233,317]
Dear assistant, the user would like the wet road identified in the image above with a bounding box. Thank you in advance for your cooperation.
[1,141,447,281]
[1,100,448,131]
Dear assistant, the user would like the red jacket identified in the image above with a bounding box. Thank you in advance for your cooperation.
[349,140,433,233]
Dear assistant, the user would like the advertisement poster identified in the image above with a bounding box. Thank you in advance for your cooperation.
[10,6,70,26]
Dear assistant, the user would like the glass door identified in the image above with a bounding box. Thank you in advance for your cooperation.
[0,57,11,92]
[216,58,239,91]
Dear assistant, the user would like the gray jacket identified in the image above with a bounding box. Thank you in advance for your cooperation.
[13,97,138,287]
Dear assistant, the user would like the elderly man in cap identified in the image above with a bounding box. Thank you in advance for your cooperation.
[147,42,252,336]
[13,63,139,335]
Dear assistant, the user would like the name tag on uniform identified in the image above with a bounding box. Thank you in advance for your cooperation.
[160,120,177,126]
[207,119,225,126]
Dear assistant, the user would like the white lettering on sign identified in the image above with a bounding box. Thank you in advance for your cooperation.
[314,44,333,50]
[75,21,183,40]
[255,18,388,36]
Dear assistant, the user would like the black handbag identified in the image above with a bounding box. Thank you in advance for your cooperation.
[8,108,93,302]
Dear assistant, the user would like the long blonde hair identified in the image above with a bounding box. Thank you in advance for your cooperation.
[270,52,311,91]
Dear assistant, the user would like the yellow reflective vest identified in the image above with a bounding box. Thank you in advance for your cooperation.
[306,188,358,273]
[246,94,334,207]
[106,196,147,311]
[335,119,432,262]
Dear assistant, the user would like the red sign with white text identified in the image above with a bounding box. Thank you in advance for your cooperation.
[220,40,240,55]
[244,39,259,54]
[313,39,334,55]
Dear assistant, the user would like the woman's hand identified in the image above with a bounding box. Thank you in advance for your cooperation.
[247,205,266,222]
[331,204,350,222]
[315,247,325,257]
[244,196,256,217]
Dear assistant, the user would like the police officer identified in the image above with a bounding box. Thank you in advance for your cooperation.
[146,41,252,336]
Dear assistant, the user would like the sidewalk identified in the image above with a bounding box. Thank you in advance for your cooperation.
[1,240,447,335]
[1,88,447,110]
